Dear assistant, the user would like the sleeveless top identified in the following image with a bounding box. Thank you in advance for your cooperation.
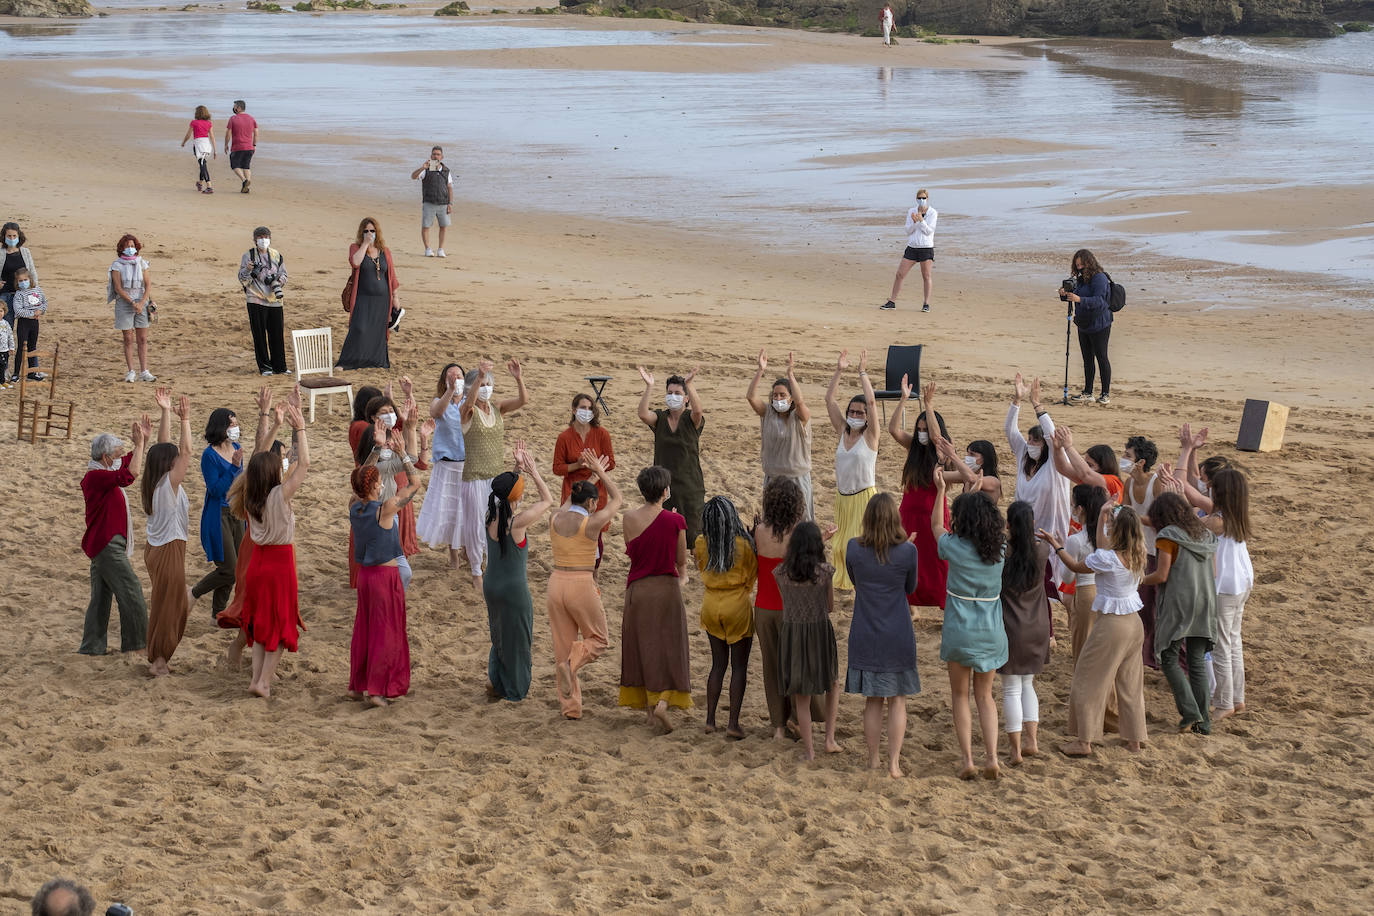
[146,474,189,547]
[463,405,505,480]
[760,409,811,477]
[1126,474,1159,555]
[835,433,877,494]
[351,499,402,566]
[432,398,466,462]
[755,554,784,611]
[652,408,704,486]
[550,512,598,567]
[253,486,295,545]
[626,509,685,585]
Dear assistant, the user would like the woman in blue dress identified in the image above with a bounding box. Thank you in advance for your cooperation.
[932,472,1008,780]
[192,406,244,618]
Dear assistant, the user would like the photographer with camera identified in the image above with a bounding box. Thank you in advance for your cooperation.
[410,145,453,258]
[1057,248,1113,406]
[237,226,288,377]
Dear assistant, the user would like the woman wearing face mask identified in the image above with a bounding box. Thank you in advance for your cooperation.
[338,217,399,370]
[746,348,814,520]
[457,358,529,591]
[1057,248,1113,405]
[636,366,706,547]
[191,405,246,619]
[416,363,469,568]
[823,349,878,591]
[553,392,616,570]
[180,104,216,194]
[1,221,39,326]
[881,188,936,313]
[1004,374,1072,595]
[940,439,1003,503]
[1173,423,1229,510]
[108,233,155,383]
[889,379,965,612]
[143,390,194,678]
[237,226,288,376]
[354,398,425,590]
[1050,426,1124,505]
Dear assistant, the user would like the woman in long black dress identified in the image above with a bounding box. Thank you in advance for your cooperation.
[338,217,398,370]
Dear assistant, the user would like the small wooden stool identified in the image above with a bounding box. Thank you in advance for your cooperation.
[585,375,612,415]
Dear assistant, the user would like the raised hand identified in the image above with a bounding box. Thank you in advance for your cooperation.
[175,394,190,420]
[272,403,285,426]
[137,413,152,442]
[933,467,947,494]
[287,384,302,411]
[964,470,985,494]
[899,372,912,400]
[1030,376,1043,404]
[1191,426,1209,449]
[257,386,273,414]
[1055,425,1073,448]
[858,349,868,374]
[756,348,767,372]
[445,365,461,389]
[479,358,494,376]
[1013,372,1029,403]
[837,350,849,372]
[1178,423,1192,450]
[400,375,414,398]
[684,367,699,384]
[231,447,244,467]
[284,403,305,429]
[130,419,144,446]
[637,365,654,387]
[384,380,394,401]
[786,351,796,374]
[154,387,172,411]
[507,358,522,380]
[922,381,936,404]
[373,416,387,446]
[421,418,436,443]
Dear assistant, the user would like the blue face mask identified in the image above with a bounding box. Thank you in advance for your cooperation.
[123,247,137,257]
[3,237,17,248]
[18,280,30,290]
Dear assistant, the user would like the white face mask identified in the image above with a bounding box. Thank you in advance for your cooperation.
[664,393,686,410]
[379,412,397,429]
[379,447,393,461]
[454,379,465,397]
[1027,443,1043,460]
[256,238,271,250]
[1197,481,1209,496]
[963,455,979,469]
[122,247,138,257]
[917,198,929,210]
[227,426,241,443]
[281,458,290,474]
[917,431,930,445]
[575,408,594,424]
[1120,457,1136,475]
[772,399,790,413]
[478,385,493,402]
[846,417,866,430]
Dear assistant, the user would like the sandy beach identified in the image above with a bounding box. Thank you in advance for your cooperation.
[2,13,1373,913]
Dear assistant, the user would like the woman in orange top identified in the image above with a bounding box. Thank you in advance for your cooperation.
[553,392,616,570]
[1051,426,1125,505]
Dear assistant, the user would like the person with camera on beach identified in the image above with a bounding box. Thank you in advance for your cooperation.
[410,145,453,258]
[238,226,288,377]
[881,189,937,312]
[1058,248,1114,405]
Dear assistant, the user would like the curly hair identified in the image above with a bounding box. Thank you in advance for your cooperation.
[1149,491,1205,540]
[950,491,1004,564]
[1071,248,1103,280]
[761,477,805,538]
[1125,435,1158,471]
[781,521,827,584]
[115,232,142,255]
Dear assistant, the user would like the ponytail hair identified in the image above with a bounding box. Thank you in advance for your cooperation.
[1108,506,1147,578]
[487,471,520,557]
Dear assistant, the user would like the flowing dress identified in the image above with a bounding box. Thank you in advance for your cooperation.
[348,499,411,698]
[483,530,535,701]
[337,252,391,369]
[776,562,839,696]
[620,510,692,709]
[899,482,949,608]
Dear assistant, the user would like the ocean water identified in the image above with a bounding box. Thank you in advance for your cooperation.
[3,15,1372,294]
[1175,31,1374,77]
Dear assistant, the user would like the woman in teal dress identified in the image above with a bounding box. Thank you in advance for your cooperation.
[931,472,1008,780]
[482,444,554,701]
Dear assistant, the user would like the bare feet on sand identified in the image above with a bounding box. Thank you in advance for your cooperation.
[704,722,717,734]
[773,727,787,741]
[958,764,979,780]
[1216,705,1242,720]
[799,749,816,762]
[485,682,504,702]
[651,700,673,733]
[554,659,572,697]
[982,764,1001,780]
[249,682,270,699]
[1124,740,1142,753]
[1059,740,1093,758]
[725,726,746,740]
[825,739,844,754]
[888,764,904,779]
[365,694,389,708]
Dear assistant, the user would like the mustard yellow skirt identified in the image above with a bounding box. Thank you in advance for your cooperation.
[832,486,876,591]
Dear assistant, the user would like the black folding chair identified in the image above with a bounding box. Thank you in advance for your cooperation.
[873,344,922,425]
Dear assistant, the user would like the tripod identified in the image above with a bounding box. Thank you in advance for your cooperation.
[1060,299,1073,406]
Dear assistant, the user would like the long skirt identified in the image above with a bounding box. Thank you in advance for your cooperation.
[415,460,465,547]
[1067,611,1146,744]
[349,564,411,698]
[145,540,189,663]
[832,486,875,591]
[241,544,302,652]
[456,476,493,571]
[619,575,693,709]
[217,523,254,630]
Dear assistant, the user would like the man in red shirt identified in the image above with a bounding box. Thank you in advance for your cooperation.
[225,100,259,194]
[80,423,149,655]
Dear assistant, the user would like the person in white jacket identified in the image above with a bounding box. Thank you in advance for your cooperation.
[881,189,937,312]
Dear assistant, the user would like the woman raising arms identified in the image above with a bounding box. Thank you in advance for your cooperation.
[823,349,879,591]
[746,348,814,520]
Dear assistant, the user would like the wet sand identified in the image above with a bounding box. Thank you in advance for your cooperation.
[2,16,1373,913]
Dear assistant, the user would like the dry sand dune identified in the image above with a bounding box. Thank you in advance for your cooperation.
[3,22,1374,915]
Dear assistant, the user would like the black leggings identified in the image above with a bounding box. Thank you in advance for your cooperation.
[706,634,753,733]
[1078,326,1112,395]
[13,316,38,377]
[197,155,211,183]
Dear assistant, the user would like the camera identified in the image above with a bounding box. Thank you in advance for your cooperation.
[1059,275,1078,302]
[107,905,133,916]
[272,283,285,301]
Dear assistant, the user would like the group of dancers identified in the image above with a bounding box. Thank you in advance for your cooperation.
[78,348,1255,778]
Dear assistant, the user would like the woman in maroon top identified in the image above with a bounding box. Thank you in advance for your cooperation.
[619,465,691,732]
[80,423,151,655]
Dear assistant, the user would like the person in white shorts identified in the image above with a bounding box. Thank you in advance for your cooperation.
[410,145,453,258]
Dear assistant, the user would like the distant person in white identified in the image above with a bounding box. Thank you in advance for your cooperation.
[880,4,894,46]
[881,189,937,313]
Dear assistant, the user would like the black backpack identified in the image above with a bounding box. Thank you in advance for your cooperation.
[1104,272,1126,312]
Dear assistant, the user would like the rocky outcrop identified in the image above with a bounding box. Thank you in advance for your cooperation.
[607,0,1351,36]
[0,0,94,16]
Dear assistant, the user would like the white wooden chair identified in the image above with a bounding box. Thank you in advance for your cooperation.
[290,327,353,423]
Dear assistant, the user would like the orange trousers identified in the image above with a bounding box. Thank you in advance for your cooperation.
[546,570,609,718]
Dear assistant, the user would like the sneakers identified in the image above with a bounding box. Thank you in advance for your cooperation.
[1070,391,1094,403]
[203,186,214,194]
[922,302,931,313]
[195,180,203,193]
[26,372,46,382]
[261,369,274,377]
[435,248,447,258]
[388,308,405,333]
[124,370,137,383]
[1097,393,1111,405]
[241,180,250,194]
[424,248,434,258]
[138,370,157,382]
[879,300,896,310]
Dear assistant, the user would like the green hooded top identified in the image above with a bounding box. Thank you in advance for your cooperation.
[1153,523,1219,664]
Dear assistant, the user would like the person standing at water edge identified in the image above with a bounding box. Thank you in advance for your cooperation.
[880,4,895,46]
[1058,248,1114,405]
[410,146,453,258]
[881,189,936,312]
[238,226,288,376]
[225,100,258,193]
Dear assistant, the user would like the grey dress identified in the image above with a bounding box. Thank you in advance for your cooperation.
[775,562,838,696]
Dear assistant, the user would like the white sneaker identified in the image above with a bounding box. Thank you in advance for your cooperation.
[435,248,447,258]
[138,370,156,382]
[124,370,137,383]
[424,248,434,257]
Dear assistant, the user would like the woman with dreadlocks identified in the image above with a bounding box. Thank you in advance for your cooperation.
[695,496,758,738]
[482,441,554,702]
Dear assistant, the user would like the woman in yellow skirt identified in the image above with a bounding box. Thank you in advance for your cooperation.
[823,350,879,590]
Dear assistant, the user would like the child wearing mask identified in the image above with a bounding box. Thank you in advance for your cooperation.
[11,267,47,382]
